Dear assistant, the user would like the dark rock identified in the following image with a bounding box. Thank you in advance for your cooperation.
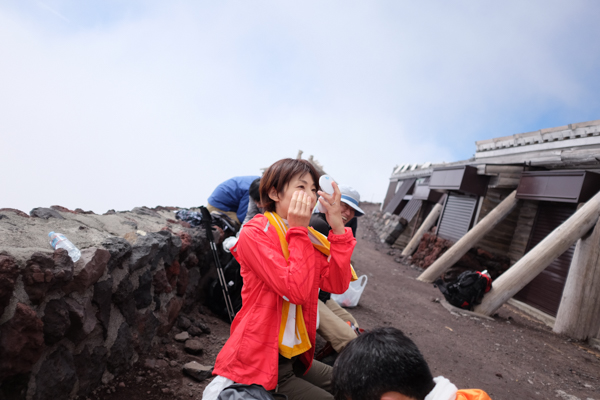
[104,209,116,215]
[0,214,6,219]
[62,247,110,294]
[0,303,44,380]
[0,373,30,399]
[0,208,29,218]
[135,310,159,353]
[112,278,137,326]
[166,260,180,289]
[42,299,71,345]
[184,339,203,355]
[157,297,183,336]
[132,206,161,218]
[129,234,160,271]
[34,345,77,400]
[177,315,192,330]
[22,250,73,304]
[64,297,97,344]
[134,270,153,309]
[50,205,75,214]
[30,207,65,219]
[182,362,213,382]
[74,208,95,214]
[194,319,211,334]
[188,326,203,337]
[107,323,134,375]
[153,269,172,294]
[0,252,19,316]
[101,237,132,271]
[177,232,192,253]
[155,230,180,266]
[93,277,113,339]
[74,345,108,397]
[184,267,202,310]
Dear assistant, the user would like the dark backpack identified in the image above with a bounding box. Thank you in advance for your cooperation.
[434,270,492,310]
[208,256,244,321]
[217,384,287,400]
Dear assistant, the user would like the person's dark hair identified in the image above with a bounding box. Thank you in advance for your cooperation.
[249,178,261,204]
[259,159,321,213]
[332,327,435,400]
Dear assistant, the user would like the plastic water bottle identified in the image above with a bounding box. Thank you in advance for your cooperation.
[48,232,81,262]
[317,175,335,213]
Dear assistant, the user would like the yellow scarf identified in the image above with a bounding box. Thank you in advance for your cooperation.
[264,211,357,359]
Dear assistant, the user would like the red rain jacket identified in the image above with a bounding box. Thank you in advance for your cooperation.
[456,389,493,400]
[212,214,356,390]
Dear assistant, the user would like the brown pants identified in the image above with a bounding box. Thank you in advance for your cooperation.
[276,356,333,400]
[317,299,358,353]
[206,203,240,224]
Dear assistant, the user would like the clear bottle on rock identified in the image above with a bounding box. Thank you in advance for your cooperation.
[48,232,81,262]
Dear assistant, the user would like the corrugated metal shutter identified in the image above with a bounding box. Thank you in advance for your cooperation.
[383,178,417,214]
[514,202,577,316]
[399,199,423,222]
[437,193,478,243]
[382,180,398,211]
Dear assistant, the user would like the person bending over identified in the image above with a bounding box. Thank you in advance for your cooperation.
[204,158,356,400]
[207,175,260,224]
[332,327,491,400]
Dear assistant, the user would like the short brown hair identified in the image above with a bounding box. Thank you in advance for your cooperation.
[259,158,321,213]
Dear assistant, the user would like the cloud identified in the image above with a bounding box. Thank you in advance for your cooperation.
[1,1,599,213]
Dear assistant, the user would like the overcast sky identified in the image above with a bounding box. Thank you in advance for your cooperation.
[1,1,599,214]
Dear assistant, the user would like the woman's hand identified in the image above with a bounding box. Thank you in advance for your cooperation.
[287,190,314,228]
[317,181,345,235]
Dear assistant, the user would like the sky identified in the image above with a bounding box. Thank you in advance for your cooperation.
[1,0,600,214]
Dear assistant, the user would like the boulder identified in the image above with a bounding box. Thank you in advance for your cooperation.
[183,339,203,355]
[22,250,73,304]
[0,303,45,380]
[134,270,153,309]
[62,247,110,294]
[30,207,65,219]
[188,326,203,337]
[174,331,189,342]
[74,345,108,397]
[153,269,172,294]
[194,319,211,334]
[135,310,159,353]
[42,299,71,345]
[101,237,132,272]
[129,234,160,271]
[64,297,97,344]
[92,277,113,338]
[107,322,134,375]
[0,252,19,316]
[177,264,189,296]
[157,297,183,336]
[33,345,77,400]
[177,315,192,330]
[182,361,213,382]
[0,208,29,218]
[112,278,137,327]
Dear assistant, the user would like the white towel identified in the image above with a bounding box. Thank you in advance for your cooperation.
[424,376,458,400]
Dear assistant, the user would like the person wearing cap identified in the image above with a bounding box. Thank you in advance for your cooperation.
[310,185,365,357]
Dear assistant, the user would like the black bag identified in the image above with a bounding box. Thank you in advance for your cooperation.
[217,384,287,400]
[434,270,492,310]
[208,256,244,321]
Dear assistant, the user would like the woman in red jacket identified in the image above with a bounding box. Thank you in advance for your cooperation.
[205,158,357,400]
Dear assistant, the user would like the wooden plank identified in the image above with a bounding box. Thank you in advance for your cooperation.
[417,190,519,283]
[553,216,600,339]
[474,190,600,316]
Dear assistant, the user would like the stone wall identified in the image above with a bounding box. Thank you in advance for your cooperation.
[0,206,218,400]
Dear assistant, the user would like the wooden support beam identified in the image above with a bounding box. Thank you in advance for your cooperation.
[553,216,600,340]
[474,190,600,316]
[401,203,443,257]
[417,190,519,283]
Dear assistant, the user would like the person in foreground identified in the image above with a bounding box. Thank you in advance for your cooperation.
[332,327,492,400]
[204,158,357,400]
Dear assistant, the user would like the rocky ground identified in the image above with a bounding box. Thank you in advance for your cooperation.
[83,203,600,400]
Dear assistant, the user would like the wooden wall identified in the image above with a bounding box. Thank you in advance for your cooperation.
[507,200,539,265]
[476,188,521,256]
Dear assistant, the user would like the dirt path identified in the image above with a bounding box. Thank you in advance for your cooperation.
[87,203,600,400]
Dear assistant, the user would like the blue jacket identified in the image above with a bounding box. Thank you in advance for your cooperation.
[207,176,260,222]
